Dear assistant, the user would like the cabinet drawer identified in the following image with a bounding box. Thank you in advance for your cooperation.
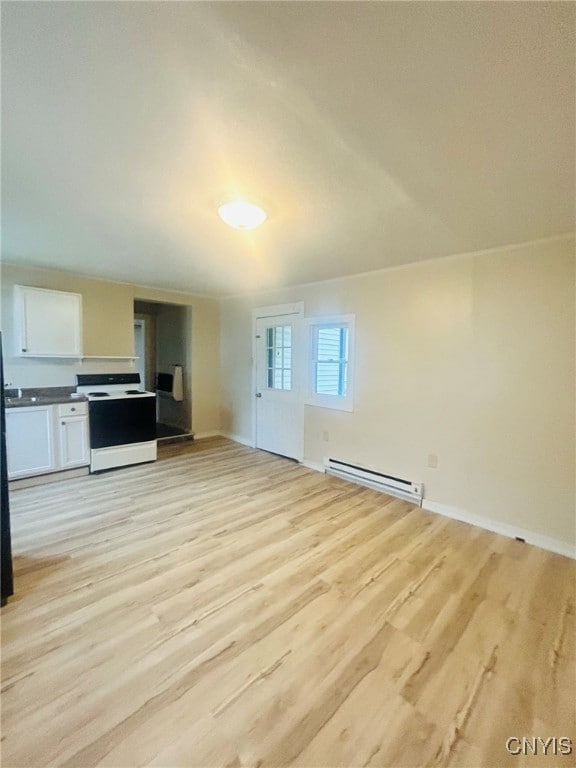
[58,401,87,417]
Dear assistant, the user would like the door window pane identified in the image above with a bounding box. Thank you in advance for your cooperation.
[266,324,292,390]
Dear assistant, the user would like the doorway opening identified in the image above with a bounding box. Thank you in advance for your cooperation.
[133,300,193,443]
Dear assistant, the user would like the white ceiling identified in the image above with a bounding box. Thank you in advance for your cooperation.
[2,2,574,297]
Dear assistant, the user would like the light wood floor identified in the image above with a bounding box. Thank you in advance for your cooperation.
[2,438,574,768]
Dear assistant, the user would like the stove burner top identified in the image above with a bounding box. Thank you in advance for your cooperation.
[89,392,109,397]
[125,389,145,395]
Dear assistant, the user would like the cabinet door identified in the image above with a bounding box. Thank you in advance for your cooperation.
[59,416,89,469]
[6,406,56,479]
[16,286,82,356]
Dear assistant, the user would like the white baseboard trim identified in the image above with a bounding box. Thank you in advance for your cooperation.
[221,432,256,448]
[301,459,325,473]
[193,431,222,440]
[422,500,575,560]
[9,466,89,490]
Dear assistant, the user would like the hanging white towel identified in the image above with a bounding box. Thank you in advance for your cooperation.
[171,365,184,402]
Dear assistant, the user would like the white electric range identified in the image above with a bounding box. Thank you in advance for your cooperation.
[76,373,157,472]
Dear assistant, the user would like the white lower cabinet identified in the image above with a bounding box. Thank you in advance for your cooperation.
[7,402,89,480]
[58,413,89,468]
[6,406,57,479]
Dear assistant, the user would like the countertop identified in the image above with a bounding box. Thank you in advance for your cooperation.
[5,387,87,409]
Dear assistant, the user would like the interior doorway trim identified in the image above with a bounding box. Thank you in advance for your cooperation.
[133,313,156,393]
[252,302,304,458]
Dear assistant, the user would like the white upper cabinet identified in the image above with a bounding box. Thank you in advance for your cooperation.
[14,285,82,357]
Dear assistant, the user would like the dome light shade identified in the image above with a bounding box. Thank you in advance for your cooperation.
[218,200,267,229]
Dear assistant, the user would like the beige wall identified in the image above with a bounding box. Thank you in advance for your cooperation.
[220,237,575,548]
[0,264,221,436]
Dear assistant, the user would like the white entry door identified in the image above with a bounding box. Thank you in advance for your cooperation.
[254,309,303,461]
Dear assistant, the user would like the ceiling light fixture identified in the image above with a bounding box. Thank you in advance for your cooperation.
[218,200,267,229]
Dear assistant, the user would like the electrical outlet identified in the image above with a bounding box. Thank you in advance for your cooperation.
[322,431,329,442]
[427,454,438,468]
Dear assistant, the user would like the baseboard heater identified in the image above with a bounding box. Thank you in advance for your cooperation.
[324,457,423,505]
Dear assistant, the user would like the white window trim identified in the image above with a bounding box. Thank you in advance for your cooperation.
[305,314,355,412]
